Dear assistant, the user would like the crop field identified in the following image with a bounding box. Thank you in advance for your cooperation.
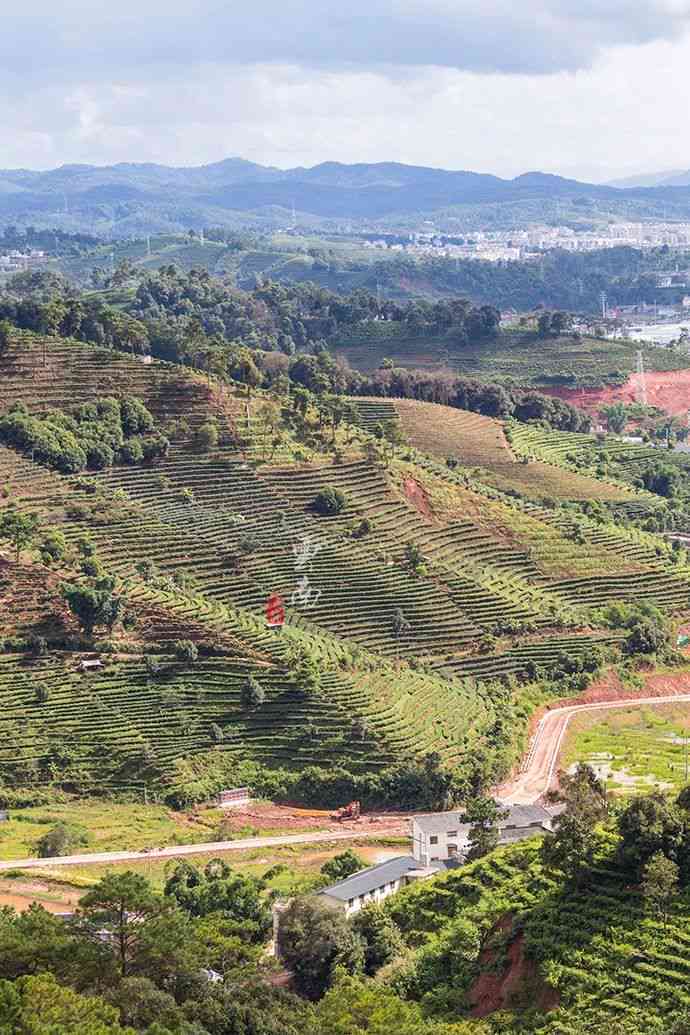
[0,332,247,436]
[351,396,637,501]
[0,647,396,784]
[4,337,690,794]
[446,332,689,387]
[562,702,690,795]
[390,398,514,467]
[332,326,690,383]
[390,838,690,1034]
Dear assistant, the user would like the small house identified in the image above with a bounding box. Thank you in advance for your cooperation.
[78,659,103,673]
[218,787,251,808]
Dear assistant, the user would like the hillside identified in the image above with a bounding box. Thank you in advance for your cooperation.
[7,158,690,234]
[1,332,690,805]
[387,836,690,1034]
[333,325,689,386]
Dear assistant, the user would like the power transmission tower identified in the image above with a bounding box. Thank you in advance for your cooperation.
[636,349,648,406]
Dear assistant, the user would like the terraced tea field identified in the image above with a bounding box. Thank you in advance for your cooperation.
[4,336,690,797]
[351,397,637,501]
[447,332,689,386]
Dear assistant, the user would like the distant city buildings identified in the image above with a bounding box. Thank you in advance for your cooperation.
[359,221,690,264]
[0,249,48,273]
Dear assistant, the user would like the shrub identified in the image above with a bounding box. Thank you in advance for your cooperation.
[312,485,347,516]
[174,640,199,664]
[36,821,90,858]
[241,676,265,709]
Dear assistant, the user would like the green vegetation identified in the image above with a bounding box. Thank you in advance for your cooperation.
[563,703,690,795]
[0,396,165,474]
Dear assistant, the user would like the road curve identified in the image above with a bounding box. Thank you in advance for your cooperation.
[0,827,407,872]
[501,693,690,804]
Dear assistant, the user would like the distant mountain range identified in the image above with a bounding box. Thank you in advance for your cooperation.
[608,169,690,188]
[5,158,690,236]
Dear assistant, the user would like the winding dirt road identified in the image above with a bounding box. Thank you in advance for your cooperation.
[501,693,690,804]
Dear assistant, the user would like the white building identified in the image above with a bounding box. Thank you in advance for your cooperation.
[411,803,558,866]
[318,855,439,917]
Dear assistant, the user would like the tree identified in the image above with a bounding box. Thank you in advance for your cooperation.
[0,972,134,1035]
[320,849,365,883]
[350,904,404,976]
[314,972,470,1035]
[277,896,364,999]
[61,577,124,637]
[392,608,411,661]
[77,872,164,978]
[461,797,509,861]
[36,822,90,859]
[624,615,669,656]
[642,851,679,929]
[0,508,39,563]
[602,402,628,434]
[241,675,265,709]
[173,639,198,664]
[38,528,67,565]
[0,319,12,354]
[194,420,219,451]
[164,859,270,939]
[541,763,608,885]
[618,792,685,876]
[312,485,347,516]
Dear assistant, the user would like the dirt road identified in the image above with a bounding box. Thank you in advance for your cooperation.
[0,827,409,873]
[501,693,690,804]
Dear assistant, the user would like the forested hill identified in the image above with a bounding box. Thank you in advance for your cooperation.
[5,158,690,233]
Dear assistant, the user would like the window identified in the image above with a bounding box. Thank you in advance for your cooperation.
[447,830,457,837]
[430,835,438,845]
[348,899,354,908]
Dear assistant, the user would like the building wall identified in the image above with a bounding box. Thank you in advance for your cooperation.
[323,876,404,916]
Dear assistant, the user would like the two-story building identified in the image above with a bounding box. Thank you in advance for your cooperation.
[411,803,558,866]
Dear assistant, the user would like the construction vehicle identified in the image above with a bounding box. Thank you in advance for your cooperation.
[332,800,361,822]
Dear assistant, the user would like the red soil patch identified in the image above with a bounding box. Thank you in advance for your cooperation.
[470,919,559,1018]
[402,477,435,522]
[210,801,410,837]
[547,666,690,712]
[539,368,690,419]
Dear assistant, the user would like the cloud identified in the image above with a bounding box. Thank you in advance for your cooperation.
[3,1,690,83]
[1,3,690,177]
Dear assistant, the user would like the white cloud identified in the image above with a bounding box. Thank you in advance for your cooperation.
[1,3,690,177]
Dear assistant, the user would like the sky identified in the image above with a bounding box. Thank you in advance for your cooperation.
[3,1,690,181]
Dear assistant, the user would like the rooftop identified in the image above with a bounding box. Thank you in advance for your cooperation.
[319,855,420,902]
[413,803,554,836]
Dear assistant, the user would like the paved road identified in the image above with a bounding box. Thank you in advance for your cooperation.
[501,693,690,804]
[0,826,408,872]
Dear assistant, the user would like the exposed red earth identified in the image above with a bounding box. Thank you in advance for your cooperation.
[539,368,690,418]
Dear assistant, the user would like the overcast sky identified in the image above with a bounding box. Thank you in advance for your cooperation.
[3,1,690,180]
